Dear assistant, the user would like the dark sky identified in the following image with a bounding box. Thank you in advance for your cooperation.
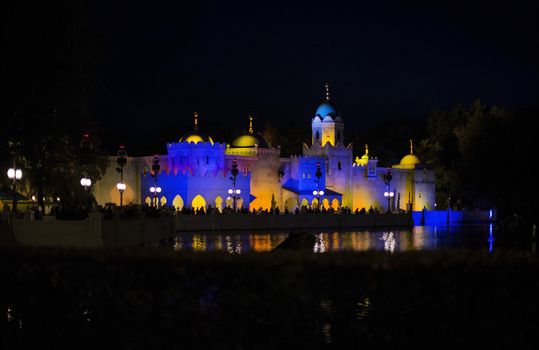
[55,1,539,132]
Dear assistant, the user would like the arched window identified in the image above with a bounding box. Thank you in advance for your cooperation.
[206,155,209,164]
[338,161,342,170]
[316,131,320,142]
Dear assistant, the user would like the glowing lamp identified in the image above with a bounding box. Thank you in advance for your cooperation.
[235,189,241,194]
[319,190,324,196]
[228,189,234,194]
[150,186,156,193]
[313,190,317,195]
[156,187,162,193]
[116,182,126,191]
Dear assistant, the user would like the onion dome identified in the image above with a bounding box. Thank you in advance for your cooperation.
[399,140,421,166]
[179,112,214,144]
[231,116,270,148]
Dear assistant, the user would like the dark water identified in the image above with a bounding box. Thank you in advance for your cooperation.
[171,224,500,253]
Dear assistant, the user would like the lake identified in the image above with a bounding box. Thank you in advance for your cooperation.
[170,224,503,253]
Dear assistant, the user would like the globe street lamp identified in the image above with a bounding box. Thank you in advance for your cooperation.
[227,188,241,211]
[116,182,126,207]
[80,177,92,190]
[383,168,393,213]
[314,162,323,207]
[384,191,395,213]
[116,146,127,208]
[150,186,162,208]
[150,155,161,208]
[7,167,22,213]
[229,159,239,211]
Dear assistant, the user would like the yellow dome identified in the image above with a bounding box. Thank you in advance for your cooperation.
[399,154,421,166]
[180,133,214,144]
[231,134,268,148]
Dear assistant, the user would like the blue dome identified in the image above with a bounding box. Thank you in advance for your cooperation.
[315,102,338,119]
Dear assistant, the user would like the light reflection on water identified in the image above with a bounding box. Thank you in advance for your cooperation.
[172,226,496,253]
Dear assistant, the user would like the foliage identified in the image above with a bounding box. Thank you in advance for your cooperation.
[420,100,537,228]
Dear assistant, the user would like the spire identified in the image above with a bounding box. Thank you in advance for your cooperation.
[325,83,330,101]
[249,116,254,134]
[409,139,414,155]
[365,144,369,156]
[194,112,199,133]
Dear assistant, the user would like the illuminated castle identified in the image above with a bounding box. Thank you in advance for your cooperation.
[94,85,435,212]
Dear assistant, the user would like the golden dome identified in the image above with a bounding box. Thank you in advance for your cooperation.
[399,154,421,166]
[231,134,268,148]
[180,133,214,144]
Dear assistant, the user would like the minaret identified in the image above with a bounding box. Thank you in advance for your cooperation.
[311,83,344,146]
[194,112,199,133]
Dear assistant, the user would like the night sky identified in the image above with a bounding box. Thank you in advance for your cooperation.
[88,0,538,133]
[4,0,539,138]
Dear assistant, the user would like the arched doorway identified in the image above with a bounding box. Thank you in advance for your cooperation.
[144,196,151,206]
[160,196,167,206]
[191,194,206,210]
[284,197,298,212]
[322,198,330,210]
[300,198,309,208]
[237,197,244,209]
[215,196,223,212]
[331,198,340,211]
[172,195,184,210]
[312,198,319,208]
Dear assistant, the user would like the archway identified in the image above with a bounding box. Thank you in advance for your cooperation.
[215,196,223,212]
[144,196,151,206]
[226,196,233,208]
[172,194,184,209]
[284,197,298,212]
[109,183,136,205]
[322,198,330,210]
[160,196,167,206]
[331,198,340,211]
[191,194,206,210]
[301,198,309,208]
[237,197,244,209]
[312,198,319,208]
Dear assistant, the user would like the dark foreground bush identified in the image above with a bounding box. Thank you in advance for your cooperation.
[1,248,538,349]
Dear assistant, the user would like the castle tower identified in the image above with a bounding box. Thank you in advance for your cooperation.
[311,83,344,146]
[304,84,353,207]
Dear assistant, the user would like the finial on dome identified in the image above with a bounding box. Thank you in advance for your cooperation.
[410,139,413,154]
[249,116,254,134]
[325,83,330,101]
[365,144,369,156]
[194,112,199,133]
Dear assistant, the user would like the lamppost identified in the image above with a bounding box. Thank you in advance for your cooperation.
[383,168,393,213]
[150,186,162,208]
[7,166,22,213]
[80,177,92,190]
[229,159,239,211]
[313,162,324,207]
[80,133,93,192]
[150,155,161,208]
[116,146,127,208]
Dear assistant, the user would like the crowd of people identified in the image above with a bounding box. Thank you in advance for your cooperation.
[2,200,388,220]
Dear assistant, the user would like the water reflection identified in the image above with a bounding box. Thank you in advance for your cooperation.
[173,233,288,253]
[172,226,497,253]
